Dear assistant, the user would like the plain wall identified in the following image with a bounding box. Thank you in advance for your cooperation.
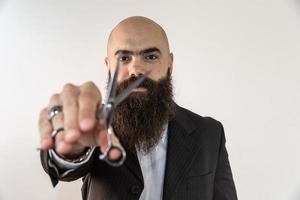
[0,0,299,199]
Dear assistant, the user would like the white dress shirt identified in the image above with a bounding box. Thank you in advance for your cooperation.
[137,124,168,200]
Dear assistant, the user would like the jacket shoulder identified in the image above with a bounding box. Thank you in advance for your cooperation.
[174,105,224,134]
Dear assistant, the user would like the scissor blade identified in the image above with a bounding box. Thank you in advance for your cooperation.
[113,70,151,107]
[105,59,120,104]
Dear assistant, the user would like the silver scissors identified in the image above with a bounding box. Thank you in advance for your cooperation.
[97,59,150,167]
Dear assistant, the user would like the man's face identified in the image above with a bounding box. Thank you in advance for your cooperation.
[104,17,175,153]
[105,19,173,85]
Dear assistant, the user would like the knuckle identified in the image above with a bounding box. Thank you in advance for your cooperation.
[49,93,60,104]
[82,81,100,93]
[62,83,77,93]
[84,81,96,88]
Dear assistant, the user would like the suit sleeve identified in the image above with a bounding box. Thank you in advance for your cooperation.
[213,122,238,200]
[40,148,99,187]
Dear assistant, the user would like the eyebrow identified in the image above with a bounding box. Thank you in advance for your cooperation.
[114,47,161,56]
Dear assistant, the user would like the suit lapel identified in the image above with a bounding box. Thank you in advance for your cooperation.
[122,104,203,199]
[124,149,144,185]
[162,105,201,200]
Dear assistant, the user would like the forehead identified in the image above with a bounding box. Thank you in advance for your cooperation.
[108,25,167,55]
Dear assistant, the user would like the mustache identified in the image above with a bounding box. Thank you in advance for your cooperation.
[117,75,159,94]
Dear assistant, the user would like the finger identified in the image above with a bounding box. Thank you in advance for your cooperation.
[39,107,53,150]
[55,130,72,155]
[108,148,122,161]
[48,94,64,130]
[78,82,102,131]
[60,83,81,143]
[40,93,62,150]
[48,93,62,109]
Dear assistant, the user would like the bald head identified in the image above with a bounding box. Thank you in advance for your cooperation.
[107,16,170,56]
[105,16,173,82]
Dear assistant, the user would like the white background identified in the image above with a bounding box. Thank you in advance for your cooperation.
[0,0,299,199]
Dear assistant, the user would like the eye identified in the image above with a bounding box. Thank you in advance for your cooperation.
[145,54,158,60]
[119,55,130,62]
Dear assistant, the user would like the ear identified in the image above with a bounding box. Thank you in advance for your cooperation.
[104,57,109,67]
[104,57,111,73]
[168,53,174,74]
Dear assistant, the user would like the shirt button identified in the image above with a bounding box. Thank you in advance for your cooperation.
[131,185,142,194]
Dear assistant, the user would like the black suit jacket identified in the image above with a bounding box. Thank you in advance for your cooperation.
[41,105,238,200]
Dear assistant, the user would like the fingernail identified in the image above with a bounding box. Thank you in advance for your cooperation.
[80,119,93,130]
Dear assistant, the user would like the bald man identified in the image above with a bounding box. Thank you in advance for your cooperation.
[39,16,238,200]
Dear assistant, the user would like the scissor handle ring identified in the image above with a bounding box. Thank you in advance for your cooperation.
[99,127,127,167]
[99,143,126,167]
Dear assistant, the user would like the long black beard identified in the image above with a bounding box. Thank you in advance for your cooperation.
[111,71,175,153]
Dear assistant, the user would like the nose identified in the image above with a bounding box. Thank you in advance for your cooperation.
[128,57,146,77]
